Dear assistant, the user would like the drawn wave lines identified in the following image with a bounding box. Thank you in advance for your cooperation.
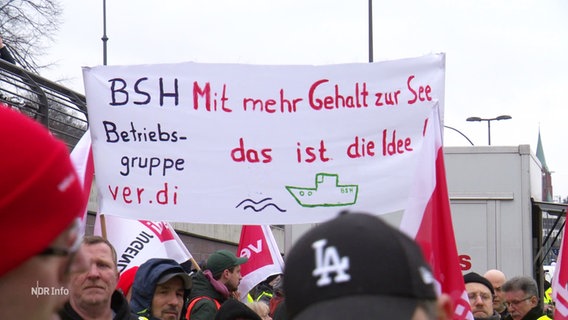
[236,197,286,212]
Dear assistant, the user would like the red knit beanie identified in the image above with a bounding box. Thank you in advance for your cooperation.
[117,266,139,295]
[0,107,85,276]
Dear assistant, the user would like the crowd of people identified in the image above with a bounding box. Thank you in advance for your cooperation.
[0,106,558,320]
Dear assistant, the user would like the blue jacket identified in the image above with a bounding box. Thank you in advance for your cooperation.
[130,258,191,320]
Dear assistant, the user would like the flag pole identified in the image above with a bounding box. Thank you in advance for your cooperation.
[100,214,108,240]
[190,258,202,271]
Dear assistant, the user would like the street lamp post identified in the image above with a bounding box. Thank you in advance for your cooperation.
[466,115,512,145]
[102,0,108,65]
[368,0,373,63]
[444,125,474,146]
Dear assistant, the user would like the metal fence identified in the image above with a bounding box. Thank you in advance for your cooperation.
[0,59,87,149]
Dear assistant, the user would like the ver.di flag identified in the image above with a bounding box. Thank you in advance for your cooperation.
[94,213,192,273]
[400,104,473,320]
[237,225,284,302]
[553,215,568,320]
[70,129,94,236]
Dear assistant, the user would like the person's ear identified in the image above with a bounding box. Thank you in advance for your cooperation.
[529,295,539,307]
[437,294,454,320]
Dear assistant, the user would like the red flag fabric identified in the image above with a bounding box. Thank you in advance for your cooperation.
[70,129,94,236]
[237,225,284,302]
[553,216,568,320]
[400,104,473,320]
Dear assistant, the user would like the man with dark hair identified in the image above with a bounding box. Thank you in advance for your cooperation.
[502,276,551,320]
[186,250,249,320]
[463,272,499,320]
[283,211,453,320]
[130,258,193,320]
[59,236,137,320]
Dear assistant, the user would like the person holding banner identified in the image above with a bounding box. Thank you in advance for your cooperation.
[0,107,89,319]
[282,211,453,320]
[186,250,248,320]
[59,236,138,320]
[130,258,192,320]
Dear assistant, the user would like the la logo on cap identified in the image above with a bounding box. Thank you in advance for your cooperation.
[312,239,350,287]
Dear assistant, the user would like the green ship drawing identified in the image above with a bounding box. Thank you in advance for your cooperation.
[285,173,359,207]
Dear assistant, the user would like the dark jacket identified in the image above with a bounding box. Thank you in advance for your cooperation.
[0,46,15,64]
[474,311,500,320]
[272,301,288,320]
[187,271,230,320]
[130,258,190,320]
[505,306,551,320]
[214,299,261,320]
[59,290,138,320]
[498,308,510,320]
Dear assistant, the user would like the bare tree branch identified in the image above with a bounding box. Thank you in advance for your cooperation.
[0,0,62,73]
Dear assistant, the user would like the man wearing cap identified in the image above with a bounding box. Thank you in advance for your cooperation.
[186,249,249,320]
[283,211,453,320]
[0,107,89,319]
[130,258,193,320]
[464,272,500,320]
[484,269,509,319]
[59,236,138,320]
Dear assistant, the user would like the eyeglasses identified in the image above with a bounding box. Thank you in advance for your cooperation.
[37,218,83,274]
[505,296,532,308]
[468,292,492,302]
[38,247,71,257]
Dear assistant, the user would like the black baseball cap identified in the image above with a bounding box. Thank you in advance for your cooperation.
[284,211,437,319]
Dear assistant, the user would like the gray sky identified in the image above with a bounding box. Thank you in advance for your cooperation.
[40,0,568,199]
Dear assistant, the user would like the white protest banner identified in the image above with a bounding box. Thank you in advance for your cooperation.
[83,54,445,224]
[93,214,192,273]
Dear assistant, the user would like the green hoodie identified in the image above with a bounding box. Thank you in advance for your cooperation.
[186,271,230,320]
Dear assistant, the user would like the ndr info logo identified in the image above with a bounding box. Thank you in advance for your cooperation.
[31,281,69,298]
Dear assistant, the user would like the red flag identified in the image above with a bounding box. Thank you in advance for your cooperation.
[237,225,284,302]
[553,215,568,320]
[400,104,473,320]
[70,129,94,236]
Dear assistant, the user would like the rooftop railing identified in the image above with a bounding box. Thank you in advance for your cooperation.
[0,59,87,149]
